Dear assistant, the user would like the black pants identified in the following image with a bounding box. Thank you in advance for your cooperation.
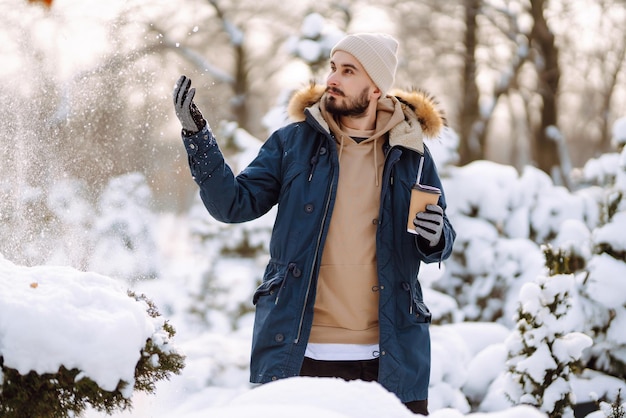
[299,357,429,416]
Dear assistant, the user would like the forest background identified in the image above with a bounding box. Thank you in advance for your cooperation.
[3,0,625,225]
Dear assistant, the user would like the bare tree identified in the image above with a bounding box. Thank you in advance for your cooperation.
[459,0,482,165]
[557,0,626,164]
[159,0,338,137]
[527,0,563,181]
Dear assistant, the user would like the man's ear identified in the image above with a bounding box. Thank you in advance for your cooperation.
[371,86,382,100]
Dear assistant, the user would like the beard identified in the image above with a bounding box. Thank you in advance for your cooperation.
[324,86,370,117]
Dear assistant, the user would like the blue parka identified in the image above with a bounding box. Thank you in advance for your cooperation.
[181,85,455,403]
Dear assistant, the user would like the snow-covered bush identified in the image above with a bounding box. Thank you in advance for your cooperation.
[438,161,601,325]
[0,171,160,284]
[45,178,96,268]
[594,389,625,418]
[574,137,626,382]
[88,172,160,281]
[182,124,274,329]
[0,256,185,417]
[0,180,63,267]
[285,12,344,73]
[502,269,592,417]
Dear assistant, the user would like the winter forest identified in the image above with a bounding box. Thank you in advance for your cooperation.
[1,0,626,417]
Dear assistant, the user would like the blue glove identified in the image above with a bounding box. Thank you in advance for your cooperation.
[413,204,443,247]
[173,75,207,135]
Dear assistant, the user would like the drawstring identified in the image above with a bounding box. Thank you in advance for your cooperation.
[308,140,324,181]
[373,138,380,187]
[338,135,345,162]
[275,262,300,305]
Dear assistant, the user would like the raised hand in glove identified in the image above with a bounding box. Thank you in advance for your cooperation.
[413,204,444,247]
[173,75,207,135]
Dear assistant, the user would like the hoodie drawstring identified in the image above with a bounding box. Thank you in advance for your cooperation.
[373,138,380,187]
[338,135,345,162]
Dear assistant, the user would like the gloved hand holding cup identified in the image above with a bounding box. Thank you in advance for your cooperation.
[408,183,444,247]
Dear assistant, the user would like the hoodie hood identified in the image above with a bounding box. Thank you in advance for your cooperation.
[287,83,446,154]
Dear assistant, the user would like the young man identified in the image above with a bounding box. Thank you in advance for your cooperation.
[173,33,455,415]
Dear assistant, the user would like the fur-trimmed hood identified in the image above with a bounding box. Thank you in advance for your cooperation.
[287,83,445,153]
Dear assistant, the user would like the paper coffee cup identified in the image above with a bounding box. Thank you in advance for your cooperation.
[407,184,441,234]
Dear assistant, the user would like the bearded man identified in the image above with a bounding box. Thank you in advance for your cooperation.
[173,33,456,416]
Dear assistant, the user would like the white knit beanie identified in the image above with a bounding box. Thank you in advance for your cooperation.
[331,33,399,96]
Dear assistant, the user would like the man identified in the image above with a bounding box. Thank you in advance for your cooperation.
[173,33,455,415]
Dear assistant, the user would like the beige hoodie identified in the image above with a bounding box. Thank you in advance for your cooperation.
[308,96,405,344]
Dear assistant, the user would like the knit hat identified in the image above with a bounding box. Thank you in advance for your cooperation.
[331,33,399,96]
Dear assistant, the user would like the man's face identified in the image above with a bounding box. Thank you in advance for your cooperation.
[324,51,380,117]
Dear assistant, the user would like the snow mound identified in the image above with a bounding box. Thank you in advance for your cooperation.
[0,255,157,395]
[199,377,415,418]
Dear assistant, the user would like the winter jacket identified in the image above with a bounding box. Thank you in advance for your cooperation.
[181,85,456,403]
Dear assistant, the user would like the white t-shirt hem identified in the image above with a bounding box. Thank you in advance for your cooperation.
[305,343,380,361]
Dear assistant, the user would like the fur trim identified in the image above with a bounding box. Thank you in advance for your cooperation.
[287,84,445,138]
[287,82,325,122]
[389,88,446,138]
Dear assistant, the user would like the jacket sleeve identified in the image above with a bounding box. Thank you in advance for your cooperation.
[182,125,283,223]
[413,146,456,263]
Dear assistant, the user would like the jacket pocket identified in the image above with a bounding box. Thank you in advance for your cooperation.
[253,261,284,305]
[252,261,301,305]
[398,281,432,327]
[252,274,283,305]
[414,301,432,324]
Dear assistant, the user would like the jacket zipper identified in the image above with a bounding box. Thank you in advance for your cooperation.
[295,135,336,344]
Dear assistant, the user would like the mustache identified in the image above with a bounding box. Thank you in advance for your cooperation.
[326,87,345,97]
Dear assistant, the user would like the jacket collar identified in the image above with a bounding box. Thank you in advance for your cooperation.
[287,83,446,154]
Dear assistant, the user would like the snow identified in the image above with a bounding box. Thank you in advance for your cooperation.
[586,254,626,309]
[0,256,157,395]
[612,116,626,146]
[553,333,594,364]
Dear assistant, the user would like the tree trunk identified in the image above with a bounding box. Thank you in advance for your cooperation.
[208,0,251,132]
[529,0,562,180]
[459,0,483,165]
[232,42,250,131]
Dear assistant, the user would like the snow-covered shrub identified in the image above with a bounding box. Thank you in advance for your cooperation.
[89,172,160,282]
[597,389,625,418]
[574,140,626,381]
[285,13,344,73]
[1,171,161,284]
[0,180,59,266]
[182,124,274,329]
[185,193,272,329]
[0,256,185,418]
[502,268,592,418]
[440,162,552,324]
[45,178,96,268]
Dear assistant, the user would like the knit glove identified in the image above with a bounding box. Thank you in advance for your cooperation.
[173,75,207,135]
[413,204,444,247]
